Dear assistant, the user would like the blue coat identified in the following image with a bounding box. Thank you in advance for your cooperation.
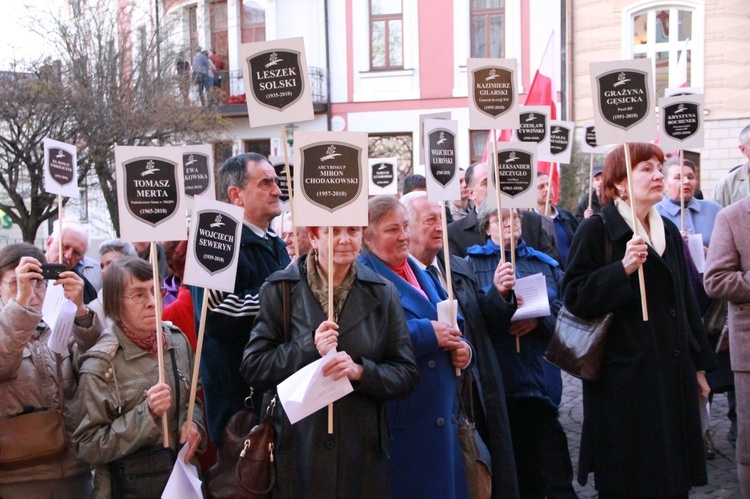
[358,251,470,499]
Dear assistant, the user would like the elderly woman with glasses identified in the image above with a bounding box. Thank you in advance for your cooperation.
[0,243,102,498]
[73,257,205,498]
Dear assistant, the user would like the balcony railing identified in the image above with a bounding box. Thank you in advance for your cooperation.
[220,66,327,109]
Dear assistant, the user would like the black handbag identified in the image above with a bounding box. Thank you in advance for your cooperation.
[206,281,290,499]
[545,215,613,381]
[457,374,492,499]
[109,348,181,498]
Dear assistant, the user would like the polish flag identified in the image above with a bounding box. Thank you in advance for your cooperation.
[482,32,560,202]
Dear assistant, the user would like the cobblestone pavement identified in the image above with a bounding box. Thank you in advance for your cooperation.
[559,373,741,498]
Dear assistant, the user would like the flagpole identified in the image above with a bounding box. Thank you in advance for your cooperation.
[186,290,209,437]
[150,242,170,447]
[492,131,505,265]
[439,200,461,377]
[623,144,649,321]
[327,229,334,434]
[545,165,553,216]
[588,154,595,211]
[280,124,299,258]
[679,149,685,232]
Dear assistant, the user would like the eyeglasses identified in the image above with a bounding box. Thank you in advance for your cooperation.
[0,279,47,294]
[122,288,166,305]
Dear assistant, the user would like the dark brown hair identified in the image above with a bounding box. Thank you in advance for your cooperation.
[600,143,665,205]
[0,243,45,276]
[102,256,156,324]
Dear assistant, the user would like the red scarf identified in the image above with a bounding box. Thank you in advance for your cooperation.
[120,323,168,356]
[388,260,428,300]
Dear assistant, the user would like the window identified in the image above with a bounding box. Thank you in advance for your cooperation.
[241,1,266,43]
[370,0,403,70]
[469,130,488,165]
[368,133,413,184]
[470,0,504,58]
[188,5,198,56]
[210,1,228,57]
[626,4,702,99]
[244,139,271,158]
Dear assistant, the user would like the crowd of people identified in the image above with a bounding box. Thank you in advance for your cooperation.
[2,125,750,497]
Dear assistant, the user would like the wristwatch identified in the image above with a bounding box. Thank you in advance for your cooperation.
[75,306,94,322]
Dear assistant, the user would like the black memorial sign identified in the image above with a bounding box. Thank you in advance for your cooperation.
[272,161,294,203]
[472,67,514,118]
[663,102,700,142]
[301,143,361,212]
[248,50,304,111]
[124,158,179,227]
[48,148,75,187]
[194,211,239,275]
[596,70,649,130]
[550,126,571,155]
[517,112,547,143]
[428,129,457,187]
[585,125,599,148]
[183,153,211,198]
[372,162,395,188]
[495,150,533,198]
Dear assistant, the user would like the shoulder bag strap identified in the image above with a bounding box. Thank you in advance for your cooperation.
[168,346,180,428]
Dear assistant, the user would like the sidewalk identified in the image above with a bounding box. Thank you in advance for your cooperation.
[559,373,740,498]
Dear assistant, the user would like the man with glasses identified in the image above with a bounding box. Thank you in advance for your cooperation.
[194,152,290,448]
[45,220,100,305]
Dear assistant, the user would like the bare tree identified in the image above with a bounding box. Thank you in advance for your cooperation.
[37,0,229,235]
[0,67,80,242]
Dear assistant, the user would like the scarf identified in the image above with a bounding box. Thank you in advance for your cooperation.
[388,258,428,300]
[614,199,666,256]
[120,323,168,356]
[305,250,357,322]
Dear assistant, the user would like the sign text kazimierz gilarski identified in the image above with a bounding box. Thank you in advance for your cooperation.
[124,158,179,227]
[472,66,514,118]
[428,129,457,187]
[301,143,361,212]
[49,148,75,187]
[596,70,649,130]
[248,50,304,111]
[183,153,211,198]
[495,150,533,198]
[194,211,239,275]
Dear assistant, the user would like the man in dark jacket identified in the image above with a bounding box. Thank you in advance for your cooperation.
[193,152,290,447]
[535,172,578,269]
[574,165,603,223]
[402,191,520,498]
[448,162,559,261]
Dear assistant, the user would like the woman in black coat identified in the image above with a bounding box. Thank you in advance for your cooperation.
[562,143,716,498]
[241,226,419,498]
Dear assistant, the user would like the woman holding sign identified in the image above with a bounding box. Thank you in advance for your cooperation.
[241,224,419,498]
[73,257,204,498]
[563,143,716,497]
[358,195,473,499]
[0,243,101,498]
[465,202,574,498]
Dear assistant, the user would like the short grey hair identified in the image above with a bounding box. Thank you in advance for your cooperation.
[662,156,696,178]
[50,219,90,249]
[217,152,268,202]
[364,195,405,249]
[476,200,521,235]
[740,125,750,147]
[98,239,138,258]
[399,190,427,229]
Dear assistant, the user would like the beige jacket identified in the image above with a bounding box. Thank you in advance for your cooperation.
[0,298,102,485]
[73,322,205,498]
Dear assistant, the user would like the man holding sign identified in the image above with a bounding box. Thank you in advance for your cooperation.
[197,152,290,446]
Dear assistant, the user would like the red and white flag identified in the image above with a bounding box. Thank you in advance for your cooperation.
[482,32,560,202]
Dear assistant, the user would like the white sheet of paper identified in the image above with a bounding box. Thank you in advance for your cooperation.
[687,234,706,274]
[436,299,458,327]
[277,348,353,425]
[161,443,202,499]
[42,283,77,355]
[511,273,551,321]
